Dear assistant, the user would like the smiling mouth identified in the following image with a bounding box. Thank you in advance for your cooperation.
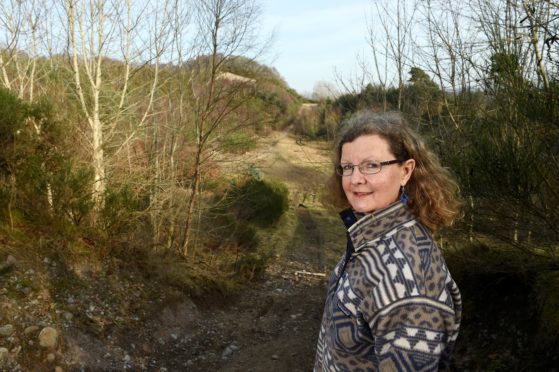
[353,192,371,197]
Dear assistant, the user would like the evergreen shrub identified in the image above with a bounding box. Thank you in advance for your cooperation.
[232,178,289,227]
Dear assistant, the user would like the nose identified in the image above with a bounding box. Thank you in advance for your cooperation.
[349,166,366,184]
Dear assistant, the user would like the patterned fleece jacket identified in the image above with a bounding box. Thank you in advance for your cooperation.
[314,201,462,372]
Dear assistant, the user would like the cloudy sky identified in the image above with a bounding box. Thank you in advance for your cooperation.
[259,0,371,95]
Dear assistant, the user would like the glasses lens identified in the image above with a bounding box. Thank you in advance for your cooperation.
[337,164,353,176]
[360,160,381,174]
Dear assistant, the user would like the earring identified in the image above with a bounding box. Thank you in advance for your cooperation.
[400,185,409,204]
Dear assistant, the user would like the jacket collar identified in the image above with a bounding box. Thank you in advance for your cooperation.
[341,201,417,252]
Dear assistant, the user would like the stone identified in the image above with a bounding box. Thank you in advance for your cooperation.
[6,255,16,266]
[54,367,64,372]
[0,347,8,362]
[38,327,58,349]
[63,312,73,321]
[271,354,279,360]
[0,325,14,336]
[24,326,39,335]
[47,353,56,362]
[222,346,234,359]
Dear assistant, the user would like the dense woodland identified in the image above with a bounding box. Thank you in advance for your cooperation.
[1,0,558,370]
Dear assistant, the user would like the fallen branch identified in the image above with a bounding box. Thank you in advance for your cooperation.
[294,270,326,278]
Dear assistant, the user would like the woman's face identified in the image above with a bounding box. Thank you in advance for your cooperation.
[340,134,415,214]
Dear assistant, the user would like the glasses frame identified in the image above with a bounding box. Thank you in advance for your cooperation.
[336,159,401,176]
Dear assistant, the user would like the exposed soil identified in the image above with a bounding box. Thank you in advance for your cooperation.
[58,260,330,371]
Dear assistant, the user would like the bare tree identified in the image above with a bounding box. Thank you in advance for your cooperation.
[0,0,47,101]
[62,0,174,216]
[416,0,480,129]
[517,0,559,90]
[371,0,417,110]
[366,23,390,111]
[180,0,267,256]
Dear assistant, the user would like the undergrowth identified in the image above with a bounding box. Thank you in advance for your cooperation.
[445,241,559,371]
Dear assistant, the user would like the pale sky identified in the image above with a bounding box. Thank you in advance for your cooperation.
[259,0,371,96]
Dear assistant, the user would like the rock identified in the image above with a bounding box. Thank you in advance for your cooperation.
[6,255,16,266]
[0,325,14,336]
[220,339,239,358]
[24,326,39,335]
[47,353,56,362]
[38,327,58,349]
[222,346,234,359]
[0,347,8,363]
[63,312,73,321]
[54,367,64,372]
[271,354,279,360]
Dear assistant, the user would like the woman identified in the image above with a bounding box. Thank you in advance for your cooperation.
[314,111,462,371]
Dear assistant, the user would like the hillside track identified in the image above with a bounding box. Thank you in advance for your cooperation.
[59,131,346,371]
[167,131,344,371]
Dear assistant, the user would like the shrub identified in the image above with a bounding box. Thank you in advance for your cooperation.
[0,89,91,226]
[102,183,147,233]
[234,251,272,280]
[49,159,95,226]
[231,178,289,227]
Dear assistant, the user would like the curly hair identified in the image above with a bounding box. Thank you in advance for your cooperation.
[328,110,462,231]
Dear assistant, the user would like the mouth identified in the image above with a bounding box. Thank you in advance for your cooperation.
[353,192,371,198]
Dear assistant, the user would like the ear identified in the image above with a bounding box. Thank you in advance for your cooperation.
[400,159,416,186]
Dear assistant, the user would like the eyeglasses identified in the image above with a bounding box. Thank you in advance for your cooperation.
[336,159,401,176]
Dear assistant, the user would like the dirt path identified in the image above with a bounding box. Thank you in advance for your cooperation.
[175,132,343,371]
[58,132,346,371]
[186,132,343,371]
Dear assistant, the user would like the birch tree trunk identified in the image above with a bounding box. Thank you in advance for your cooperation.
[63,0,172,218]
